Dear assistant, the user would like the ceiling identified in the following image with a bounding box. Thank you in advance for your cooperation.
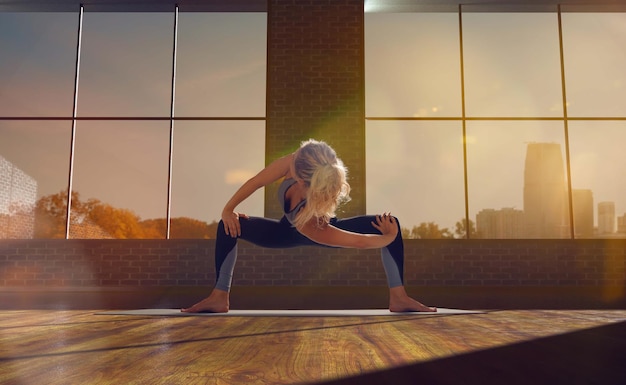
[0,0,625,12]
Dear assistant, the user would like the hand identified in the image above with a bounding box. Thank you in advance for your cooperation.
[371,212,398,238]
[222,210,249,237]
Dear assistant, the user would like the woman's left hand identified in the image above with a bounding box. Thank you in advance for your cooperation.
[371,212,398,238]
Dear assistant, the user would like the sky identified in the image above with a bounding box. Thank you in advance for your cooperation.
[1,10,625,234]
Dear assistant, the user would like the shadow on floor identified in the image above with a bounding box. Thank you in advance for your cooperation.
[318,320,626,385]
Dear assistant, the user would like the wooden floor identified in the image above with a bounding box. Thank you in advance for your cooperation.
[1,309,625,385]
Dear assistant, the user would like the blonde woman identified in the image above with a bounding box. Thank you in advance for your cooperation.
[182,139,436,313]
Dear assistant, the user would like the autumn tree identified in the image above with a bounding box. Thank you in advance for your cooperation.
[34,190,75,238]
[32,190,218,239]
[169,218,218,239]
[403,222,453,239]
[86,200,146,239]
[454,218,477,239]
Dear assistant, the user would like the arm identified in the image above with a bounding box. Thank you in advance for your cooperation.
[297,214,398,249]
[222,153,294,236]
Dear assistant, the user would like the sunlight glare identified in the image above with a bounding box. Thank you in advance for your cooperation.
[225,169,255,185]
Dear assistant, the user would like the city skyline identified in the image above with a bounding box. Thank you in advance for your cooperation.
[476,142,623,239]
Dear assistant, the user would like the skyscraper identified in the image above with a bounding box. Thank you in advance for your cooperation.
[572,189,594,238]
[598,201,615,234]
[476,208,525,239]
[523,142,569,238]
[617,213,626,235]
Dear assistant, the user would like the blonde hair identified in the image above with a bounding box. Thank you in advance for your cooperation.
[292,139,351,228]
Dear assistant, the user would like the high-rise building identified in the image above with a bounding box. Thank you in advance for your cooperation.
[476,208,525,239]
[617,214,626,235]
[572,189,594,238]
[523,142,569,238]
[598,201,615,234]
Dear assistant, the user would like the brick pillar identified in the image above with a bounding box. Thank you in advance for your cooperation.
[265,0,365,219]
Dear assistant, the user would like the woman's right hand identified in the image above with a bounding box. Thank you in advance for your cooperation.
[222,210,249,237]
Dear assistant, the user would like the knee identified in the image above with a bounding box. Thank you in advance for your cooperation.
[217,220,229,238]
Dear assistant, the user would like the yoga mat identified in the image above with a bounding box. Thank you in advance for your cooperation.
[96,308,481,317]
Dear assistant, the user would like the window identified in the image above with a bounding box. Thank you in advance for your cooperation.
[562,13,626,117]
[462,12,562,117]
[175,13,266,117]
[0,12,76,239]
[466,121,569,239]
[0,122,72,239]
[169,121,265,238]
[169,12,266,238]
[366,121,465,238]
[0,12,77,117]
[562,13,626,238]
[0,7,267,239]
[365,7,626,239]
[569,122,626,238]
[365,13,461,118]
[365,12,464,238]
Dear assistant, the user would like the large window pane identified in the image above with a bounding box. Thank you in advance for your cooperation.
[78,12,174,117]
[466,121,569,238]
[365,13,461,117]
[569,121,626,238]
[366,122,465,238]
[463,12,563,117]
[70,122,170,239]
[170,121,265,238]
[562,13,626,117]
[0,12,77,117]
[176,13,266,117]
[0,121,71,239]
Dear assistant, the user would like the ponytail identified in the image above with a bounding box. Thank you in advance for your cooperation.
[292,145,351,228]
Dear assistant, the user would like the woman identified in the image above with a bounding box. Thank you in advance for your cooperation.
[182,139,436,313]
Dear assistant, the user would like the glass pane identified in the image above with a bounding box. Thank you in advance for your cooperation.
[0,121,71,239]
[569,121,626,238]
[365,13,461,117]
[175,13,266,117]
[466,121,570,238]
[0,12,77,117]
[462,13,563,117]
[366,121,465,238]
[562,13,626,117]
[70,121,170,239]
[77,12,174,117]
[170,121,265,238]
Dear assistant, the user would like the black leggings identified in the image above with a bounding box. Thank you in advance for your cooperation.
[214,215,405,291]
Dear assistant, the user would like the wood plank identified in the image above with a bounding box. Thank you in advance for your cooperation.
[1,310,625,384]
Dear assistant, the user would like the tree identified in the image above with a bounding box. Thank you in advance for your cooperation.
[32,190,219,239]
[403,222,453,239]
[454,218,477,239]
[87,201,145,239]
[34,190,74,238]
[169,218,218,239]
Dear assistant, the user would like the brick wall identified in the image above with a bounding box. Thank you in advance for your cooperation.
[265,0,365,218]
[1,239,624,289]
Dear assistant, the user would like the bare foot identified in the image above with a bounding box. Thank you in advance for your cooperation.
[181,289,230,313]
[389,286,437,313]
